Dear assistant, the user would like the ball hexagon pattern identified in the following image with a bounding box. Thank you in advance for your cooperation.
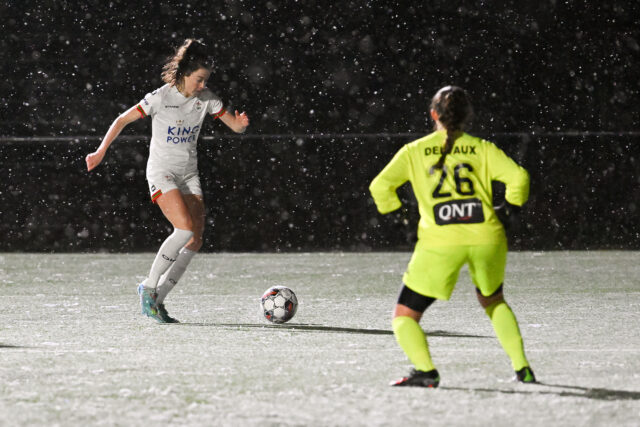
[260,286,298,324]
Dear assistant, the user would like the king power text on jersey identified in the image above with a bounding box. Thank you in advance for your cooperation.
[166,125,200,144]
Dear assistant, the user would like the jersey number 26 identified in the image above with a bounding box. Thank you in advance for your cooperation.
[432,163,475,198]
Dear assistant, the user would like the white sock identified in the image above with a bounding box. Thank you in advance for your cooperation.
[155,248,197,304]
[143,228,193,291]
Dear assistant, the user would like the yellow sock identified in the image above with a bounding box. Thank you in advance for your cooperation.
[392,316,435,372]
[485,301,529,370]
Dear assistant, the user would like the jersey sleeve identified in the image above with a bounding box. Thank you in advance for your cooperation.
[487,143,530,206]
[202,90,225,119]
[136,88,162,118]
[369,145,411,214]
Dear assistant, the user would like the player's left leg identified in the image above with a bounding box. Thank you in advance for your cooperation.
[390,288,440,388]
[155,194,205,322]
[391,246,465,387]
[469,242,535,382]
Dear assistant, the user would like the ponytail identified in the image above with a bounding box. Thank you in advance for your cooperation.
[429,86,473,174]
[431,130,462,173]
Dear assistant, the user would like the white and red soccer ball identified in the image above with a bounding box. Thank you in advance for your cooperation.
[260,286,298,324]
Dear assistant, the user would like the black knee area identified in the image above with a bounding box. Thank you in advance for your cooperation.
[397,285,436,313]
[475,283,504,298]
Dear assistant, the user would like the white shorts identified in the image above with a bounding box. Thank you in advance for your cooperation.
[146,168,202,203]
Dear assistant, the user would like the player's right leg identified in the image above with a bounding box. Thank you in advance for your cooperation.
[155,193,205,322]
[143,189,194,290]
[156,194,204,301]
[139,189,193,322]
[469,241,536,383]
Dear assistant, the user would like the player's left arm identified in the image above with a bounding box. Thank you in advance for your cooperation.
[218,110,249,133]
[204,88,249,133]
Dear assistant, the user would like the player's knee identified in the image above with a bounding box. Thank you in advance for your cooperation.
[187,234,203,252]
[170,228,194,250]
[183,217,195,232]
[476,284,505,309]
[393,304,423,322]
[172,217,194,232]
[181,217,204,252]
[395,285,435,321]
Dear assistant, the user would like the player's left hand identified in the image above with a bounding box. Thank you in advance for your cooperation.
[235,110,249,128]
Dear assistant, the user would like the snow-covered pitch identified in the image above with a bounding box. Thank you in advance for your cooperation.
[1,252,638,426]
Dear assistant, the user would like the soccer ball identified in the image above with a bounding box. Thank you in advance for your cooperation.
[260,286,298,324]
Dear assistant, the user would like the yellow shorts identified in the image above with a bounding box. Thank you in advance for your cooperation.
[402,240,507,300]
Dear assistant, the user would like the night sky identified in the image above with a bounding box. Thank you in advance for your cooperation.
[1,1,639,251]
[2,1,638,137]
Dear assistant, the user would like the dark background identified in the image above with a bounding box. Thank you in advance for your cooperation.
[1,1,639,252]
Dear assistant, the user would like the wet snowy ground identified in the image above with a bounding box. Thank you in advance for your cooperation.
[1,252,639,426]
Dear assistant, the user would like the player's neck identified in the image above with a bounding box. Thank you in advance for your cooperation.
[176,83,193,98]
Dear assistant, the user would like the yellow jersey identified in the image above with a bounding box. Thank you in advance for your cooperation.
[369,131,529,247]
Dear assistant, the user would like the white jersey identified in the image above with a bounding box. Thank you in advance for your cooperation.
[136,84,225,172]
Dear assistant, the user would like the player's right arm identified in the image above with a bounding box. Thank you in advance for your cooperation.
[85,106,143,172]
[369,145,411,214]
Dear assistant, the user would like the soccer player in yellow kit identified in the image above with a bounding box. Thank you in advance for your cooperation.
[370,86,535,387]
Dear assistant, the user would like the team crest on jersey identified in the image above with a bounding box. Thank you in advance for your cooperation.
[194,100,203,112]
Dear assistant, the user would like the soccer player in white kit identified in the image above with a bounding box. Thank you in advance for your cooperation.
[86,39,249,322]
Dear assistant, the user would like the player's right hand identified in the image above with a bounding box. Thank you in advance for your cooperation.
[85,150,105,171]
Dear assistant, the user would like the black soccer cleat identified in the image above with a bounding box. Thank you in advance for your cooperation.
[515,366,536,383]
[156,303,180,323]
[391,369,440,388]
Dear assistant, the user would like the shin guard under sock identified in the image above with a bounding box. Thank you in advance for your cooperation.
[155,248,197,304]
[485,301,529,370]
[143,228,193,291]
[392,316,435,372]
